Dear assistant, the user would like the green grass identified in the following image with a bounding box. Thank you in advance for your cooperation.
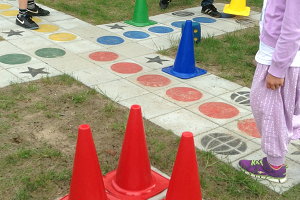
[0,36,4,41]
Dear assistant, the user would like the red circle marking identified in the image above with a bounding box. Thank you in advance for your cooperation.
[166,87,202,102]
[199,102,239,119]
[238,118,261,138]
[89,51,119,62]
[137,75,171,87]
[111,62,143,74]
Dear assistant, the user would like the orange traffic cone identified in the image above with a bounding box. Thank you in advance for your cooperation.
[223,0,250,16]
[103,105,169,199]
[164,132,202,200]
[60,124,119,200]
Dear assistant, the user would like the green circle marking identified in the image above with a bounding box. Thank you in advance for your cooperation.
[35,48,66,58]
[0,54,31,65]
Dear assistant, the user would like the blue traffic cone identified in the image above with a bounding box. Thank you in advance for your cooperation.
[162,20,207,79]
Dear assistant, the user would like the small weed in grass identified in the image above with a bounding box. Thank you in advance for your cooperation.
[27,83,39,92]
[18,147,33,158]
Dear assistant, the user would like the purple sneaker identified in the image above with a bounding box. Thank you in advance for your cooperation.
[239,157,287,183]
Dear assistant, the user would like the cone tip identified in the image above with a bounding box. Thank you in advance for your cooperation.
[182,132,193,138]
[131,104,141,110]
[79,124,90,130]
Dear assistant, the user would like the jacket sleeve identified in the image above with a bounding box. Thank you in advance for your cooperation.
[269,0,300,78]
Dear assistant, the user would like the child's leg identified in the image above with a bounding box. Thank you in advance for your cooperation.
[18,0,28,9]
[250,63,300,165]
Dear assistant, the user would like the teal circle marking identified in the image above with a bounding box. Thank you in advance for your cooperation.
[0,54,31,65]
[35,48,66,58]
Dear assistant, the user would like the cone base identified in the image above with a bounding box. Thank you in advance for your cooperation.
[103,170,169,199]
[162,65,207,79]
[60,193,120,200]
[223,4,250,16]
[124,19,157,27]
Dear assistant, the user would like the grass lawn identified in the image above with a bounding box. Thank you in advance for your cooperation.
[1,0,300,199]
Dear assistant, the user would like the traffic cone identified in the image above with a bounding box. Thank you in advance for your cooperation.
[162,20,207,79]
[103,105,169,199]
[60,124,119,200]
[124,0,157,27]
[164,132,202,200]
[223,0,250,16]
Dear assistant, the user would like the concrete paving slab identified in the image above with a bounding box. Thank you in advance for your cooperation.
[126,70,182,92]
[6,61,63,81]
[150,108,219,137]
[57,39,105,54]
[0,69,20,88]
[186,97,251,126]
[101,59,153,78]
[185,73,242,96]
[119,93,181,119]
[52,18,93,30]
[131,53,175,70]
[45,54,98,73]
[107,42,155,58]
[153,82,214,107]
[8,35,55,51]
[194,126,261,163]
[71,66,121,87]
[96,79,150,102]
[218,87,252,112]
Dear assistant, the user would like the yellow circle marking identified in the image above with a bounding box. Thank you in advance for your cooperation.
[49,33,77,41]
[34,24,59,33]
[32,17,42,24]
[194,29,198,33]
[194,38,198,41]
[1,10,18,16]
[0,4,12,10]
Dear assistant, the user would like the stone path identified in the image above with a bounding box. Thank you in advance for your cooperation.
[1,1,299,198]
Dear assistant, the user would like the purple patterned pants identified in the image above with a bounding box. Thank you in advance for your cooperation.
[250,63,300,166]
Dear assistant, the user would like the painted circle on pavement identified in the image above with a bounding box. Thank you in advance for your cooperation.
[0,54,31,65]
[34,24,59,32]
[32,17,42,23]
[237,118,261,138]
[35,48,66,58]
[123,31,150,39]
[89,51,119,62]
[137,75,171,87]
[193,17,216,23]
[0,4,12,10]
[1,10,18,16]
[199,102,239,119]
[148,26,173,34]
[166,87,202,102]
[49,33,77,41]
[97,36,124,45]
[111,62,143,74]
[171,21,185,28]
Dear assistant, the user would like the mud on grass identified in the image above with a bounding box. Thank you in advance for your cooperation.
[0,75,298,200]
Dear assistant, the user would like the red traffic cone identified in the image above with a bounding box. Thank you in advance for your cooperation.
[60,124,119,200]
[164,132,202,200]
[103,105,169,199]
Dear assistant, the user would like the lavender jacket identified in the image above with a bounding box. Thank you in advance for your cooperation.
[260,0,300,78]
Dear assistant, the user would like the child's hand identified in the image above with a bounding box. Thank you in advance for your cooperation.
[266,73,284,90]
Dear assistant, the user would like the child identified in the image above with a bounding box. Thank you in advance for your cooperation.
[16,0,50,29]
[239,0,300,183]
[159,0,222,18]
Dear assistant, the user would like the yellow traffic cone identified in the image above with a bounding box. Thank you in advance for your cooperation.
[223,0,250,16]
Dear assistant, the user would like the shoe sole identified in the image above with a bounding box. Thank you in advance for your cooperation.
[201,10,222,18]
[240,166,287,183]
[16,22,39,30]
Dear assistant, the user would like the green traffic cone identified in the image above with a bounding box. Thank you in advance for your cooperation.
[125,0,157,27]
